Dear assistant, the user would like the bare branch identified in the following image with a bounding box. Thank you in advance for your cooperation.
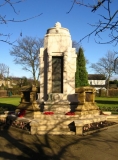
[91,0,106,12]
[75,1,93,8]
[68,0,106,12]
[67,0,76,14]
[79,23,102,42]
[7,13,43,23]
[0,0,42,45]
[68,0,118,45]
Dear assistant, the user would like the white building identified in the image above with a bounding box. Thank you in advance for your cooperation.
[88,74,106,91]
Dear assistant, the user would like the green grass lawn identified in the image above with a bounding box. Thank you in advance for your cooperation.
[0,96,21,113]
[95,97,118,107]
[95,97,118,114]
[0,96,118,114]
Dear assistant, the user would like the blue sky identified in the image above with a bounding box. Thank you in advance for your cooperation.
[0,0,118,79]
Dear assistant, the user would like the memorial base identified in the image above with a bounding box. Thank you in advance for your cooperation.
[75,102,100,116]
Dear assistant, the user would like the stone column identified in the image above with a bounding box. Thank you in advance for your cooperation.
[63,52,67,93]
[39,48,44,102]
[47,55,52,94]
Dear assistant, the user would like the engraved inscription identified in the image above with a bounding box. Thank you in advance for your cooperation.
[52,56,63,93]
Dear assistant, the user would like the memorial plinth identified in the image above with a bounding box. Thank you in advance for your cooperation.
[16,86,41,118]
[75,86,100,116]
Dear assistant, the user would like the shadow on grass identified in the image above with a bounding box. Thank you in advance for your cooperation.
[0,103,17,114]
[95,100,118,105]
[96,99,118,113]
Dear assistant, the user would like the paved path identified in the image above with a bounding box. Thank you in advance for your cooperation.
[0,124,118,160]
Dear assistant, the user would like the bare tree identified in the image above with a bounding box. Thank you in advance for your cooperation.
[0,63,9,78]
[90,51,116,95]
[68,0,118,45]
[10,36,44,85]
[0,0,42,45]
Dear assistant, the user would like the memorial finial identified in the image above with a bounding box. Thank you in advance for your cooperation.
[55,22,61,28]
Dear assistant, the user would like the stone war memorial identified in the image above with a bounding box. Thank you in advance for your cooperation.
[39,22,78,114]
[1,22,113,135]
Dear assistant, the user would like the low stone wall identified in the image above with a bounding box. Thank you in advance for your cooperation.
[0,90,7,97]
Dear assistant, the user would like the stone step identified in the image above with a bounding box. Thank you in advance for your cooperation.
[30,119,74,126]
[30,128,71,135]
[106,115,118,122]
[79,115,107,120]
[107,115,118,119]
[33,116,80,121]
[30,115,107,127]
[31,130,75,135]
[33,114,80,119]
[74,115,107,127]
[34,113,99,119]
[33,113,101,119]
[31,125,72,132]
[102,111,111,115]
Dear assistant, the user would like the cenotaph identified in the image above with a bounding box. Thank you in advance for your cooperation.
[38,22,78,114]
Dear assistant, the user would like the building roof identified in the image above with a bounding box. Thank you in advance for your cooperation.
[88,74,106,80]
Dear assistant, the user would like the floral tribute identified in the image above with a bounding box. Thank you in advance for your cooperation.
[18,109,26,117]
[65,112,75,115]
[44,111,54,115]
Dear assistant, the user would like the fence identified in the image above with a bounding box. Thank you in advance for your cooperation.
[97,89,118,97]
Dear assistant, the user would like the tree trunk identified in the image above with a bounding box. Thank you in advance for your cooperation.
[106,78,110,97]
